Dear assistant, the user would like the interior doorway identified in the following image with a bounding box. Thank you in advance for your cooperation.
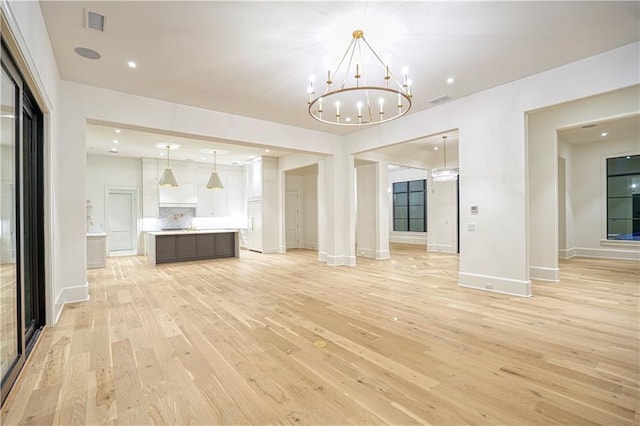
[107,189,137,256]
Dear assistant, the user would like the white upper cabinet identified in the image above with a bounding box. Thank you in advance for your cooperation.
[142,158,159,217]
[158,161,197,205]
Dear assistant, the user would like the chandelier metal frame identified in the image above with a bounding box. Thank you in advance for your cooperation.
[307,30,412,127]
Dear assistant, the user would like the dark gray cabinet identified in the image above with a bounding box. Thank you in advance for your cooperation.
[156,236,178,263]
[155,232,236,264]
[177,234,197,259]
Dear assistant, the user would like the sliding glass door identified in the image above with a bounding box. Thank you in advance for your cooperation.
[0,52,20,399]
[1,41,45,405]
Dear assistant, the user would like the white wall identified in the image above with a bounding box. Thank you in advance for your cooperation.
[563,136,639,260]
[528,86,640,280]
[2,0,66,323]
[388,167,429,245]
[86,154,142,234]
[428,179,458,253]
[348,42,639,296]
[356,163,376,257]
[8,0,640,318]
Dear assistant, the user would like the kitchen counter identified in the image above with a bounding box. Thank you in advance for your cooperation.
[146,229,238,236]
[146,229,239,265]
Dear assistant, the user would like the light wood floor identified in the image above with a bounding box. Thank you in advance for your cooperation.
[1,245,638,425]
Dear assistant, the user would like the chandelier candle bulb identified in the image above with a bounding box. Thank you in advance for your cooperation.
[378,98,384,114]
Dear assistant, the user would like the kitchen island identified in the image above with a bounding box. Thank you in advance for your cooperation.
[145,229,239,265]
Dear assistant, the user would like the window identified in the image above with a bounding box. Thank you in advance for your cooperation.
[393,179,426,232]
[607,154,640,240]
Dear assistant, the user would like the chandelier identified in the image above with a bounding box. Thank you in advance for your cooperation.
[158,144,179,187]
[431,136,459,182]
[307,30,412,126]
[206,150,224,189]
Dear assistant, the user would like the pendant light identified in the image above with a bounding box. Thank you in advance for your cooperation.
[431,135,459,182]
[206,150,224,189]
[159,144,179,187]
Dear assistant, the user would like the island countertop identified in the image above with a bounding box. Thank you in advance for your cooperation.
[146,228,240,236]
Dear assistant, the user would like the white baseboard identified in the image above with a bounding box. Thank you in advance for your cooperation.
[558,248,575,259]
[262,248,279,254]
[326,255,356,267]
[427,243,456,253]
[572,247,639,261]
[530,266,559,282]
[318,251,327,262]
[278,245,286,254]
[54,282,90,324]
[356,247,375,258]
[376,250,390,260]
[303,241,318,250]
[389,232,427,244]
[459,272,531,297]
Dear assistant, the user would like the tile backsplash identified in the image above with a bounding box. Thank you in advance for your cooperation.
[158,207,196,229]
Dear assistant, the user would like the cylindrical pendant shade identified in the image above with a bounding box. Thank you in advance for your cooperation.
[206,171,224,189]
[159,168,179,187]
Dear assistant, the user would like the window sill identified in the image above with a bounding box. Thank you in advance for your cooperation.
[600,239,640,248]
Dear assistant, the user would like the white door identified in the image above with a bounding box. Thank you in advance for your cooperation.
[285,190,299,249]
[108,191,135,253]
[247,200,262,252]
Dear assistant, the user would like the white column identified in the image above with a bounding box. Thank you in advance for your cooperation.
[317,159,328,262]
[375,161,390,259]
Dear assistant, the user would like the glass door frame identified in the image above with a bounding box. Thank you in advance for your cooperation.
[0,39,46,406]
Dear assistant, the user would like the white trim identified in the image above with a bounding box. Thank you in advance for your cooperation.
[427,243,456,253]
[357,247,375,258]
[530,266,560,282]
[318,251,327,262]
[326,255,356,266]
[261,248,279,254]
[558,248,576,259]
[573,247,640,261]
[375,249,390,260]
[458,272,532,297]
[303,241,318,250]
[277,245,287,254]
[390,231,428,244]
[54,282,90,323]
[600,239,640,248]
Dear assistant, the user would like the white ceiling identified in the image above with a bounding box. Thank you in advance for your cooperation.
[85,122,294,164]
[40,1,640,138]
[558,114,640,145]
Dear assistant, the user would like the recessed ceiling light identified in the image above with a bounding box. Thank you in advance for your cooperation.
[434,146,438,151]
[160,152,165,156]
[74,47,101,60]
[446,77,454,84]
[109,147,118,153]
[113,140,118,144]
[115,129,121,133]
[127,60,137,68]
[265,149,270,153]
[345,117,352,122]
[601,132,608,137]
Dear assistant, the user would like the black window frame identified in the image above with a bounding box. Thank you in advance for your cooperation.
[392,179,427,232]
[606,154,640,241]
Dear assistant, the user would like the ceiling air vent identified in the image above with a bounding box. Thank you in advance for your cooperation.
[86,10,105,32]
[430,95,451,105]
